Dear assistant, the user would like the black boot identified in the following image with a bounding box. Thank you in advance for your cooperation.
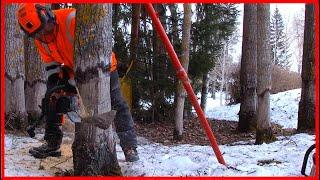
[29,142,61,159]
[124,147,139,162]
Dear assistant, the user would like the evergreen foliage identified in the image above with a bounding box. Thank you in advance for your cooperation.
[113,4,239,122]
[190,4,239,90]
[270,7,292,69]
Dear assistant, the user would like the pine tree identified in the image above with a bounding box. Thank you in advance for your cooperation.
[190,4,239,111]
[270,7,291,69]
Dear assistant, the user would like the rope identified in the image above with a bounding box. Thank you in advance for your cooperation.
[121,59,134,80]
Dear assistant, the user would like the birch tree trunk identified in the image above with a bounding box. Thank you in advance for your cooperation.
[298,4,315,131]
[238,4,257,132]
[173,3,191,141]
[72,4,121,176]
[5,4,27,129]
[255,4,276,144]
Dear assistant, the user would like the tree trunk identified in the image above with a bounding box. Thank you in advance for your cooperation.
[255,4,276,144]
[151,4,166,122]
[130,4,141,63]
[173,3,191,141]
[212,76,216,99]
[200,73,208,112]
[72,4,121,176]
[220,44,226,106]
[24,37,47,123]
[238,4,257,132]
[298,4,315,131]
[5,4,27,129]
[129,4,141,112]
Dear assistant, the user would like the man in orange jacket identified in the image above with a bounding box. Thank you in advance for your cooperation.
[16,3,139,162]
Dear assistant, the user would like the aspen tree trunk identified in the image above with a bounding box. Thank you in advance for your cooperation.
[238,4,257,132]
[255,4,276,144]
[298,4,315,131]
[173,4,191,141]
[24,37,47,123]
[5,4,27,129]
[72,4,121,176]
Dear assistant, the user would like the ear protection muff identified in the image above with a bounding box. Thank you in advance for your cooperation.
[35,4,56,25]
[44,5,56,23]
[18,4,56,37]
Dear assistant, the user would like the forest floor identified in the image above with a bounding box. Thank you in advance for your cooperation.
[5,89,316,176]
[134,118,299,146]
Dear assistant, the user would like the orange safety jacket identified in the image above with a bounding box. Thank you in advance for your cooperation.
[34,8,117,79]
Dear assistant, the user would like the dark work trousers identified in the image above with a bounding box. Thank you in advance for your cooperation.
[44,71,138,149]
[44,74,63,146]
[111,70,138,149]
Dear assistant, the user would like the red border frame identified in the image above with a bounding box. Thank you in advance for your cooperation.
[1,0,319,180]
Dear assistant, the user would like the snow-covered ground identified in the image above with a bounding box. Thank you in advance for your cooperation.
[206,89,301,129]
[4,88,316,176]
[4,133,316,176]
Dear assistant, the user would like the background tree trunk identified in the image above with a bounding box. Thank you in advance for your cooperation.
[238,4,257,132]
[130,4,141,111]
[72,4,121,176]
[5,4,27,130]
[24,37,47,123]
[200,73,208,112]
[151,4,166,122]
[255,4,276,144]
[130,4,141,64]
[298,4,315,131]
[173,3,191,141]
[220,44,226,106]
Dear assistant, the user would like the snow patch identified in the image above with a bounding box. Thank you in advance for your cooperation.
[206,89,301,129]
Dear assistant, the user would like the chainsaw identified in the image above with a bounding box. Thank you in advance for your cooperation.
[26,84,116,138]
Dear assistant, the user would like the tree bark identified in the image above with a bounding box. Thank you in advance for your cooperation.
[5,4,27,129]
[200,73,208,112]
[129,4,141,111]
[238,4,257,132]
[72,4,121,176]
[220,44,226,106]
[173,3,191,141]
[24,37,47,123]
[151,4,166,122]
[298,4,315,131]
[130,4,141,64]
[255,4,276,144]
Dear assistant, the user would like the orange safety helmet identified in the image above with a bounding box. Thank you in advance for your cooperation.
[16,3,56,36]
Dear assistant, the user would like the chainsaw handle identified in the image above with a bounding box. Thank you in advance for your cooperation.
[301,144,315,176]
